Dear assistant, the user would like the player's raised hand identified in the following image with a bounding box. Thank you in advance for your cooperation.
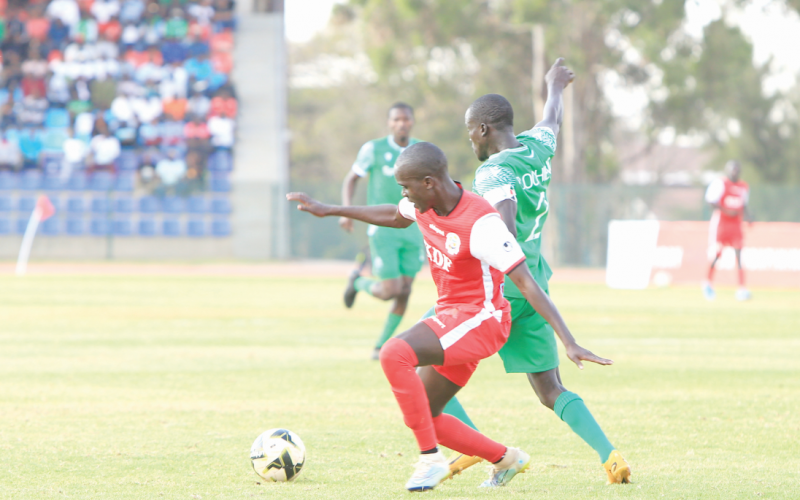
[566,343,613,370]
[339,217,354,232]
[286,192,331,218]
[545,57,575,90]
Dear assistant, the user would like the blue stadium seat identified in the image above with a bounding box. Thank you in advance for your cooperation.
[187,196,206,213]
[162,197,184,213]
[68,173,88,191]
[92,198,111,214]
[43,175,66,190]
[211,218,231,237]
[209,172,231,192]
[67,197,84,214]
[138,218,157,236]
[210,197,231,214]
[187,219,205,237]
[41,153,64,175]
[139,196,160,213]
[91,218,111,235]
[45,109,71,128]
[0,172,17,190]
[16,219,28,234]
[0,196,12,211]
[208,150,233,172]
[66,218,84,235]
[0,218,10,235]
[116,151,140,171]
[115,197,134,213]
[90,172,115,191]
[41,217,60,235]
[113,218,132,236]
[20,171,42,191]
[18,197,35,213]
[115,173,135,192]
[163,218,181,236]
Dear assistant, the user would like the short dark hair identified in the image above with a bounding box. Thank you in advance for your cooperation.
[468,94,514,129]
[389,102,414,117]
[396,142,448,179]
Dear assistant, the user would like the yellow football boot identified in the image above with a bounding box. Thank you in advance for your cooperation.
[603,450,632,484]
[447,453,483,476]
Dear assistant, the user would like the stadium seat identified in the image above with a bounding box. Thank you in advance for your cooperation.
[208,150,233,172]
[42,217,60,236]
[115,173,135,192]
[113,218,132,236]
[43,175,66,190]
[41,153,64,175]
[45,109,71,128]
[66,218,84,235]
[16,219,28,234]
[187,196,206,213]
[67,197,85,214]
[162,197,184,213]
[0,196,12,212]
[187,219,205,237]
[68,173,88,191]
[138,218,157,236]
[91,218,111,236]
[0,172,18,190]
[211,218,231,237]
[92,198,111,214]
[0,218,10,235]
[116,151,140,171]
[138,196,160,213]
[163,218,181,237]
[115,197,134,213]
[18,197,36,213]
[20,171,42,191]
[210,197,231,214]
[210,172,231,192]
[90,172,115,191]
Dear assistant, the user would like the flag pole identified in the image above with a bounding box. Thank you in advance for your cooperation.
[16,207,43,277]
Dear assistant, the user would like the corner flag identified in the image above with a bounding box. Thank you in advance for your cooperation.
[16,195,56,276]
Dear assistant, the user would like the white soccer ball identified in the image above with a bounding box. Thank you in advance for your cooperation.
[250,428,306,482]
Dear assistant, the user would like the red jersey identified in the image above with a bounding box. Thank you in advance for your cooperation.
[398,190,525,317]
[706,178,749,224]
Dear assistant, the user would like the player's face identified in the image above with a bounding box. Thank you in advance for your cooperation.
[465,109,489,161]
[726,161,741,182]
[396,170,433,213]
[388,108,414,139]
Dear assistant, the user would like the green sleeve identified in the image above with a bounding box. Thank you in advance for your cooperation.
[351,141,375,177]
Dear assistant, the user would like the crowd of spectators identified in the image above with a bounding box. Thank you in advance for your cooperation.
[0,0,237,197]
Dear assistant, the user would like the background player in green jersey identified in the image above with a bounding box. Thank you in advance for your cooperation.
[444,59,632,484]
[339,103,426,360]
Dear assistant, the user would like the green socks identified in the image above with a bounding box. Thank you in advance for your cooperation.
[442,396,479,431]
[354,277,377,296]
[374,313,403,349]
[554,391,615,463]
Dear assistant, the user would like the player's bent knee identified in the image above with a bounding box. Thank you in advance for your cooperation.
[379,337,417,372]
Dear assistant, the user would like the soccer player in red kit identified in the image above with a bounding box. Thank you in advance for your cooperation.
[288,142,609,492]
[703,160,752,301]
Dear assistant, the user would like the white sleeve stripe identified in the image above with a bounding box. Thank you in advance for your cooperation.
[469,213,525,272]
[398,197,417,221]
[482,185,516,207]
[351,165,367,177]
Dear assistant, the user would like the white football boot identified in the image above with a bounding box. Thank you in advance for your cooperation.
[405,451,451,492]
[735,288,752,301]
[479,447,531,488]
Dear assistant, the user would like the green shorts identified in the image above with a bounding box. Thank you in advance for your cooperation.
[368,226,424,280]
[498,295,559,374]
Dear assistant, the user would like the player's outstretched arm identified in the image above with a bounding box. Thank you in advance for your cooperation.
[506,264,613,369]
[534,58,575,136]
[287,192,413,229]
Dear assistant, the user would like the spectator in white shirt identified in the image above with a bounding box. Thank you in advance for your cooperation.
[186,89,211,118]
[91,0,121,24]
[188,0,215,25]
[0,131,23,171]
[46,0,81,29]
[90,129,121,172]
[207,110,235,149]
[156,148,187,187]
[61,128,88,180]
[131,92,163,124]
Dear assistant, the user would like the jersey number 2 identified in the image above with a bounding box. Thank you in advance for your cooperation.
[525,192,549,242]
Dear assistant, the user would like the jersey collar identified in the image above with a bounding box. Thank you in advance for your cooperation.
[387,135,410,151]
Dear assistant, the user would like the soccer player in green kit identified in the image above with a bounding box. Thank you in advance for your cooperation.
[339,103,426,360]
[444,59,632,484]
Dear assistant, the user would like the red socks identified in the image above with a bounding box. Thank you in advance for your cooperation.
[380,338,509,461]
[379,338,437,451]
[432,414,506,462]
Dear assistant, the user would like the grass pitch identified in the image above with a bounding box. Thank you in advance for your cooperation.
[0,271,799,499]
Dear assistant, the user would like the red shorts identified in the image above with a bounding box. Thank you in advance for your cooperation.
[422,306,512,387]
[715,221,743,249]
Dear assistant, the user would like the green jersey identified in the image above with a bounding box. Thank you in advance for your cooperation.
[352,135,423,243]
[472,127,556,297]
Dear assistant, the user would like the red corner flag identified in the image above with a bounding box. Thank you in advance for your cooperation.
[36,194,56,221]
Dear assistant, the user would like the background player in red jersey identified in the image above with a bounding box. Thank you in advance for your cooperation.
[703,160,753,301]
[288,142,609,492]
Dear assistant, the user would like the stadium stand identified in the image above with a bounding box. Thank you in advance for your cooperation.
[0,0,236,237]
